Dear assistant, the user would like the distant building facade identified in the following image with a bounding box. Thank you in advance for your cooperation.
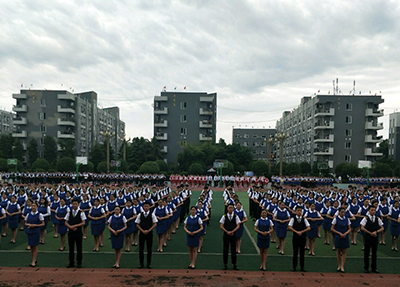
[389,112,400,162]
[12,90,125,163]
[153,91,217,164]
[275,94,384,169]
[232,128,276,161]
[0,110,13,136]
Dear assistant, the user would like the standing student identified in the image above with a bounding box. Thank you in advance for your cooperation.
[360,205,384,273]
[6,195,21,244]
[65,198,86,268]
[288,206,310,272]
[273,201,291,255]
[234,202,247,254]
[108,206,127,269]
[305,203,322,256]
[25,202,44,267]
[55,198,70,251]
[38,197,51,244]
[135,201,157,269]
[331,207,351,273]
[388,200,400,251]
[88,198,106,252]
[122,200,136,252]
[219,203,240,270]
[254,209,273,271]
[184,206,203,269]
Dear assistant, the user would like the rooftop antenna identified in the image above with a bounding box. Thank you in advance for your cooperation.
[336,78,339,95]
[333,79,335,95]
[353,80,356,95]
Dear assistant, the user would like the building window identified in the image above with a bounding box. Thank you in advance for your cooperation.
[180,140,187,147]
[39,150,44,158]
[345,116,352,124]
[40,99,46,107]
[346,103,352,111]
[345,129,352,137]
[253,133,258,138]
[39,112,46,120]
[243,133,249,139]
[345,155,351,163]
[40,125,46,132]
[243,142,248,147]
[40,138,45,145]
[180,127,187,135]
[180,102,187,109]
[345,142,352,149]
[180,115,187,122]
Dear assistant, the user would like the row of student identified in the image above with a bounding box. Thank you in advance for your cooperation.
[246,188,400,253]
[170,175,269,188]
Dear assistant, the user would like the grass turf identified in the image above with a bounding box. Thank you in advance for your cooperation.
[0,190,398,273]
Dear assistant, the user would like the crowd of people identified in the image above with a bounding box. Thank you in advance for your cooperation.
[0,178,399,272]
[246,184,400,272]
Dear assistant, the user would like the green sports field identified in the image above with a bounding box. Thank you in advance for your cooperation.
[0,190,399,273]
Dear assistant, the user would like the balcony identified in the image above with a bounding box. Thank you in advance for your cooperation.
[22,142,27,150]
[154,120,168,127]
[199,108,213,115]
[57,130,75,139]
[12,93,27,99]
[365,122,383,130]
[365,135,383,143]
[12,105,28,112]
[57,93,76,101]
[14,117,27,125]
[154,107,168,114]
[12,130,27,138]
[364,148,383,157]
[314,121,334,129]
[57,105,75,114]
[154,96,168,102]
[155,132,168,140]
[314,134,334,143]
[314,147,334,155]
[161,146,168,153]
[314,108,335,117]
[57,118,75,126]
[199,120,212,128]
[199,134,212,141]
[365,108,384,117]
[200,96,214,102]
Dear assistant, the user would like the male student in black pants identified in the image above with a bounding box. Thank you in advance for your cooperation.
[65,198,86,268]
[136,201,158,269]
[220,203,240,270]
[288,206,310,272]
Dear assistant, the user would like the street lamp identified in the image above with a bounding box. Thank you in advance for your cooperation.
[118,133,131,162]
[275,131,289,178]
[100,128,115,173]
[264,135,275,173]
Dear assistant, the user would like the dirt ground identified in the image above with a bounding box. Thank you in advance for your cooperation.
[0,267,399,287]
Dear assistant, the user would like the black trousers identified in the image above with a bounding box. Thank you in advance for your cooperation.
[223,234,237,265]
[139,231,153,265]
[364,235,378,270]
[68,230,83,265]
[292,236,306,269]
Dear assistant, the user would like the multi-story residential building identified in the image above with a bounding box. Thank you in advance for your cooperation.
[0,110,13,135]
[232,128,276,161]
[389,112,400,162]
[275,94,384,170]
[153,91,217,164]
[12,90,125,163]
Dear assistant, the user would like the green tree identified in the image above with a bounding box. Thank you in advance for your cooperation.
[44,136,57,167]
[372,162,393,177]
[79,161,95,172]
[139,161,160,174]
[0,134,13,159]
[188,162,205,175]
[343,163,362,177]
[252,160,269,176]
[377,139,389,159]
[0,158,7,171]
[286,162,301,176]
[300,162,312,175]
[59,139,76,158]
[27,138,38,166]
[156,159,168,173]
[97,161,108,173]
[222,161,234,175]
[32,158,50,171]
[57,157,76,172]
[12,138,24,162]
[89,143,105,172]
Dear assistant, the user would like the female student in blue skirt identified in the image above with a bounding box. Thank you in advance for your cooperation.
[234,201,247,254]
[121,200,136,252]
[6,195,21,244]
[273,201,291,255]
[88,198,106,252]
[38,197,51,244]
[49,194,60,239]
[154,199,169,252]
[305,203,322,256]
[184,206,203,269]
[25,202,44,267]
[0,206,6,245]
[79,193,92,240]
[108,206,127,269]
[388,200,400,251]
[196,200,209,253]
[55,198,70,251]
[331,207,351,273]
[254,209,273,271]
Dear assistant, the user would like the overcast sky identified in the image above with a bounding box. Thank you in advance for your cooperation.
[1,0,399,143]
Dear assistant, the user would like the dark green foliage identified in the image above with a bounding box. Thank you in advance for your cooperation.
[58,139,76,158]
[89,144,105,172]
[139,161,160,174]
[57,157,76,172]
[27,138,38,166]
[251,160,268,176]
[188,162,205,175]
[44,136,57,167]
[32,159,50,171]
